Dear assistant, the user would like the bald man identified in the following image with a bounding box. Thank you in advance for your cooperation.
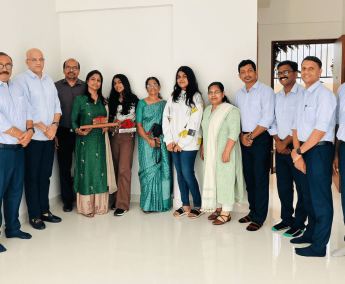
[55,59,85,212]
[16,48,62,230]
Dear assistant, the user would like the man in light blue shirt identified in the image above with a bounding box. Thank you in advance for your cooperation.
[291,56,336,257]
[0,52,34,253]
[268,60,307,238]
[16,48,62,230]
[332,82,345,257]
[234,59,275,231]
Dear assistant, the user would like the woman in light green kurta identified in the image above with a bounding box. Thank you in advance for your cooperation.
[201,82,244,225]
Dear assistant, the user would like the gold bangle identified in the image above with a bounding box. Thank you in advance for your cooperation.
[9,126,14,135]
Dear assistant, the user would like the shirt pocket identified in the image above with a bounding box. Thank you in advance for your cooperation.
[304,106,316,123]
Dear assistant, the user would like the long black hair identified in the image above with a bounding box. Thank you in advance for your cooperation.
[85,70,106,105]
[208,82,230,103]
[172,66,201,108]
[145,76,162,99]
[109,74,138,119]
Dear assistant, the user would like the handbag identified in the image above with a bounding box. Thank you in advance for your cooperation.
[146,123,163,164]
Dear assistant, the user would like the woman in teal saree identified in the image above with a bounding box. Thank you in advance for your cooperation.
[136,77,172,213]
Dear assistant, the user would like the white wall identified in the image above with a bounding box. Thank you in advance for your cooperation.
[1,0,61,216]
[57,0,257,205]
[1,0,257,216]
[258,0,343,86]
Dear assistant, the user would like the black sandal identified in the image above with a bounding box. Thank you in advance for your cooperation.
[173,207,190,217]
[188,208,205,219]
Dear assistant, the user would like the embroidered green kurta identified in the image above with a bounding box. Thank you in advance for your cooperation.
[71,95,107,195]
[201,104,244,205]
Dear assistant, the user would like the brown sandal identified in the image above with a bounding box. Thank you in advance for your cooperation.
[208,210,221,221]
[84,213,94,218]
[212,214,231,225]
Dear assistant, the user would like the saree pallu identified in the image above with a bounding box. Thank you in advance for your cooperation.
[138,100,172,212]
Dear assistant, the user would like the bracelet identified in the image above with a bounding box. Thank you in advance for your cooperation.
[9,126,14,135]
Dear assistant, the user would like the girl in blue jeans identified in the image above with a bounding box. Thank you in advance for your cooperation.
[162,66,204,218]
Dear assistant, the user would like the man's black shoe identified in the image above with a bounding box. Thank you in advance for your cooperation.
[6,230,32,239]
[29,218,46,230]
[114,208,127,216]
[63,204,73,212]
[41,212,62,223]
[0,243,6,253]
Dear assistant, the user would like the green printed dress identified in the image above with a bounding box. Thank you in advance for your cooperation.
[137,99,172,212]
[71,95,108,196]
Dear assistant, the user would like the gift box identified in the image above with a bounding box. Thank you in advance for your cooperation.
[120,119,135,129]
[93,116,108,124]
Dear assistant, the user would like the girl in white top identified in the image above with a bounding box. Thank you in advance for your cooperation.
[162,66,204,218]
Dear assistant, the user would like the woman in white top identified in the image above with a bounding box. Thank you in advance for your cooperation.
[162,66,204,218]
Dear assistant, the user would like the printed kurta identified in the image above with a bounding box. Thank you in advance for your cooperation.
[71,95,107,195]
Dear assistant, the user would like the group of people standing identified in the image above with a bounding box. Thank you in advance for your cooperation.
[0,49,345,259]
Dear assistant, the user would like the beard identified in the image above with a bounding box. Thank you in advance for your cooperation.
[67,76,76,80]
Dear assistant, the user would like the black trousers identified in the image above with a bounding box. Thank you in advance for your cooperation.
[56,127,76,207]
[241,132,271,224]
[275,146,307,229]
[24,139,55,220]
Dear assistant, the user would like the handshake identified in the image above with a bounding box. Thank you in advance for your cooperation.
[166,142,182,153]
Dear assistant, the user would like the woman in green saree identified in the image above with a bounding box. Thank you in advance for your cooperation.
[201,82,244,225]
[136,77,172,213]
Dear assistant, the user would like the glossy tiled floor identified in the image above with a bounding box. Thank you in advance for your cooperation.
[1,174,345,284]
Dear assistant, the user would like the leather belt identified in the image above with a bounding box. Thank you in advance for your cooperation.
[0,143,22,150]
[300,141,333,146]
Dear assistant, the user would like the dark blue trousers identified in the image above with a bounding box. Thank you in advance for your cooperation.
[241,132,271,224]
[24,139,55,220]
[338,142,345,240]
[298,144,334,253]
[171,150,201,207]
[0,147,24,236]
[276,148,307,229]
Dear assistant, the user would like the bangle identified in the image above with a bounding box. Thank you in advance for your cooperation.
[9,126,14,135]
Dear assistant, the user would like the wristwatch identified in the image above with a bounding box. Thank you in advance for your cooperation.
[248,134,254,141]
[27,127,35,133]
[297,148,303,155]
[52,122,59,127]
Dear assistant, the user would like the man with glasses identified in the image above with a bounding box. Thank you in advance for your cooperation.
[0,52,34,252]
[291,56,336,257]
[55,59,85,212]
[16,48,62,230]
[268,60,307,238]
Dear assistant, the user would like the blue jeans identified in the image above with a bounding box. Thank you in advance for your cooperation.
[171,150,201,207]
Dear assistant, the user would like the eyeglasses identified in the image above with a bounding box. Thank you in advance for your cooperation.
[27,58,45,62]
[0,64,13,70]
[65,66,79,71]
[146,83,159,88]
[208,90,222,95]
[277,70,293,76]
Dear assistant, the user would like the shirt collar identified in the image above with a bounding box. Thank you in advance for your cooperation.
[0,79,13,87]
[62,78,82,85]
[279,82,299,97]
[305,80,321,94]
[242,80,260,93]
[26,69,47,79]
